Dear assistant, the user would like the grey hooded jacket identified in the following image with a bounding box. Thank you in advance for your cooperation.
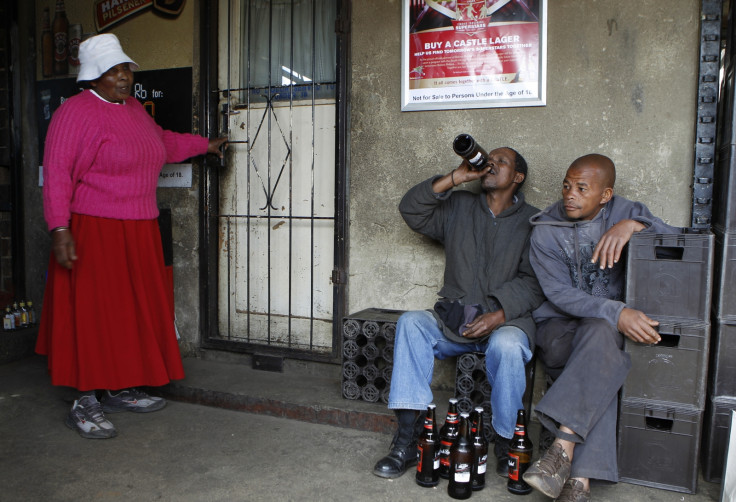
[529,195,678,327]
[399,176,545,347]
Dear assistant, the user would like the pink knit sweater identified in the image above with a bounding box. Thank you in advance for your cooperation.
[43,89,209,230]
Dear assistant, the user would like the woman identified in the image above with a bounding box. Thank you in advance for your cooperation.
[36,34,227,439]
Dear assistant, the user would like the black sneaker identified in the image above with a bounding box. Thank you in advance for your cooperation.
[101,388,166,413]
[495,434,512,477]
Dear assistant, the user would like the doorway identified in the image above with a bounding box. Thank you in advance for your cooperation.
[201,0,350,362]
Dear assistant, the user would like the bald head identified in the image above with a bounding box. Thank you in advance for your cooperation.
[569,154,616,189]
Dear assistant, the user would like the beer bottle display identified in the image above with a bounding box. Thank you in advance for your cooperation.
[470,406,488,491]
[453,133,489,170]
[448,412,473,500]
[52,0,69,75]
[416,403,440,487]
[41,7,53,78]
[439,397,460,479]
[507,409,533,495]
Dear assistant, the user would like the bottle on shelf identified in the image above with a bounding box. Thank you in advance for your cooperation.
[26,301,36,325]
[11,302,21,328]
[41,7,53,78]
[52,0,69,75]
[18,302,29,328]
[3,306,15,331]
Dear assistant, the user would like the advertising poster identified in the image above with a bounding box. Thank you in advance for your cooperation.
[401,0,546,111]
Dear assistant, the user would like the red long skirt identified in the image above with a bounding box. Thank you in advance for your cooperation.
[36,214,185,391]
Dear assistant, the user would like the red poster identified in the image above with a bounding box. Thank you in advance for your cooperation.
[402,0,546,111]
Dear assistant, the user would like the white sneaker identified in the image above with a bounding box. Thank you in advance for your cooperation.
[65,395,117,439]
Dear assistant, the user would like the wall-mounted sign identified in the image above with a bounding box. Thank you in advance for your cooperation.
[36,67,196,187]
[401,0,547,111]
[94,0,186,32]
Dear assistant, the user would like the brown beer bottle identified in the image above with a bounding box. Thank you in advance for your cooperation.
[453,133,489,170]
[470,406,488,491]
[448,412,473,500]
[507,409,533,495]
[41,7,53,78]
[415,403,440,487]
[52,0,68,76]
[439,397,460,479]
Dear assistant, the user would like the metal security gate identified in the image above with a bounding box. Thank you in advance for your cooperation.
[200,0,350,361]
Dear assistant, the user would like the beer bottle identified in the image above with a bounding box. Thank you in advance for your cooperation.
[416,403,440,487]
[3,306,14,331]
[11,302,21,328]
[26,301,36,325]
[470,406,488,491]
[448,412,473,500]
[439,397,460,479]
[18,302,29,328]
[453,133,489,170]
[41,7,53,78]
[52,0,69,75]
[507,409,533,495]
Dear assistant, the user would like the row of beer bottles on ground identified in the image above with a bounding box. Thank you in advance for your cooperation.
[416,398,533,499]
[3,300,37,331]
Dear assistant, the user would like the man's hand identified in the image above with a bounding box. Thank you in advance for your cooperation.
[432,160,491,193]
[592,219,646,269]
[617,307,660,344]
[51,229,77,270]
[462,309,505,339]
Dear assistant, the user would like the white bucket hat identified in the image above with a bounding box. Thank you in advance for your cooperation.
[76,34,139,82]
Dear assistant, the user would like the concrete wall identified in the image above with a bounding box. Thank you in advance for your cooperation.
[19,0,702,364]
[347,0,699,317]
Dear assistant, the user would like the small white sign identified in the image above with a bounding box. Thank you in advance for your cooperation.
[38,164,193,188]
[158,164,193,188]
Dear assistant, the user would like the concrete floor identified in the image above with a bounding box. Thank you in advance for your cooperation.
[0,353,725,502]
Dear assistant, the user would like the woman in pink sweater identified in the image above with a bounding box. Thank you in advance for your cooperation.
[36,34,226,439]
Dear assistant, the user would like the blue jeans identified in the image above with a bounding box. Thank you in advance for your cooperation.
[387,309,532,439]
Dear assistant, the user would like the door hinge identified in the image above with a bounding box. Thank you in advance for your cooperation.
[332,268,346,284]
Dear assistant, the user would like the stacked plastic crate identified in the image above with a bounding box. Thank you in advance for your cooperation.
[341,308,403,404]
[618,229,714,494]
[702,153,736,483]
[454,352,535,443]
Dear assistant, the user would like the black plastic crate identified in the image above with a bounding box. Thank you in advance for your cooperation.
[709,318,736,396]
[454,351,535,442]
[622,319,710,408]
[617,398,703,494]
[713,144,736,233]
[341,308,403,404]
[625,229,714,323]
[701,395,736,483]
[713,228,736,320]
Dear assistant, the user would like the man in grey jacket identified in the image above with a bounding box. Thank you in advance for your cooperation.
[523,154,675,501]
[373,145,544,480]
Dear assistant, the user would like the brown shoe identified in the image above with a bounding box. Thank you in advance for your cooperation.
[522,442,572,498]
[554,478,590,502]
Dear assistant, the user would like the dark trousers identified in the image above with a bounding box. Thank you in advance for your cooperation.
[534,317,631,482]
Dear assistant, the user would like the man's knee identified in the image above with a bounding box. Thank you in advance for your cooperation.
[578,317,624,350]
[484,326,530,362]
